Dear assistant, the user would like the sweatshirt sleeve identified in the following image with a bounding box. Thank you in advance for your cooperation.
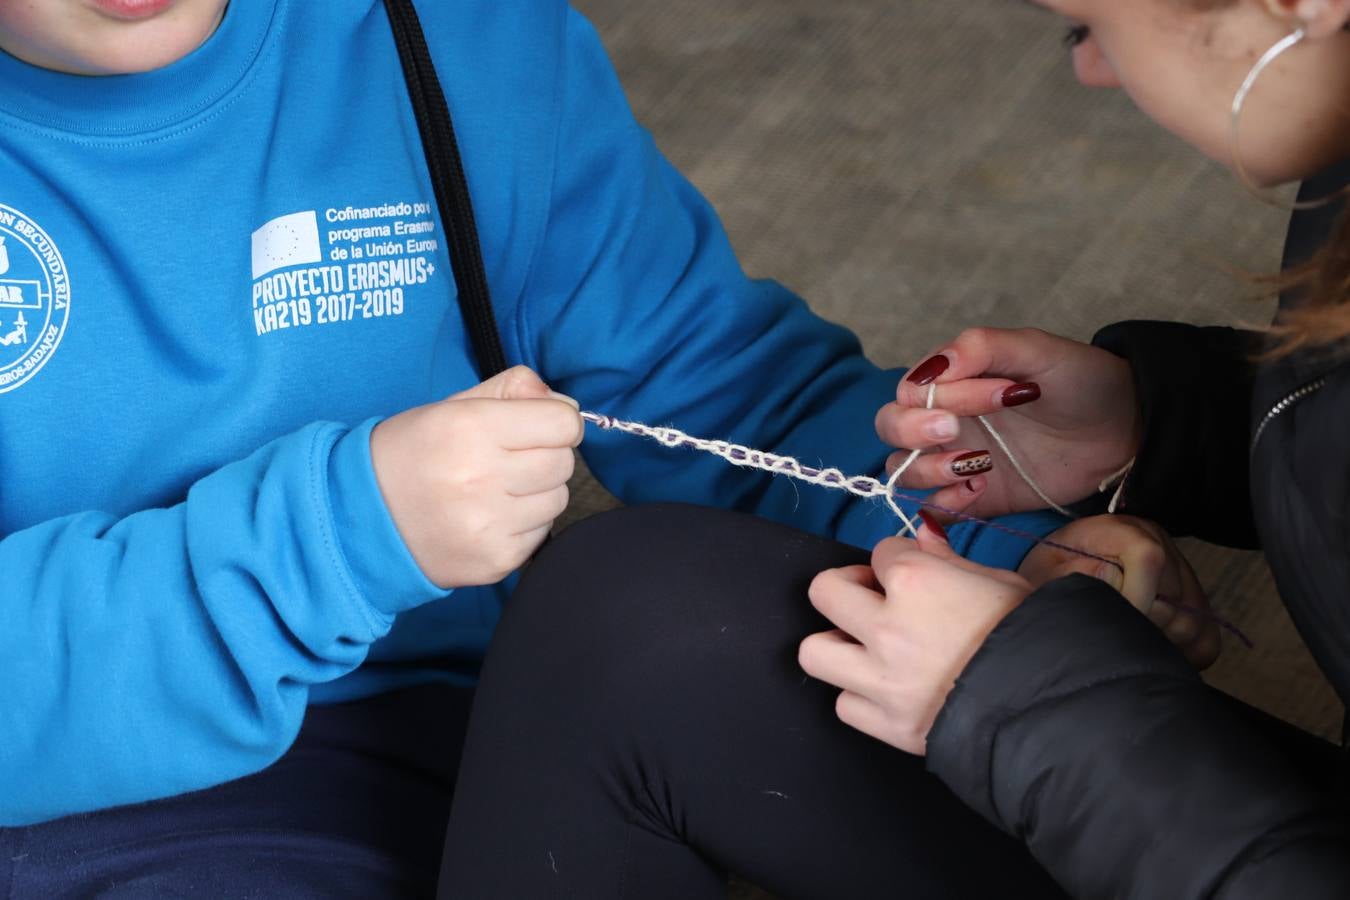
[1092,321,1262,548]
[927,574,1350,899]
[0,418,446,825]
[513,5,1065,568]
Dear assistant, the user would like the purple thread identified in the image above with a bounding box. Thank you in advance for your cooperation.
[1153,596,1254,649]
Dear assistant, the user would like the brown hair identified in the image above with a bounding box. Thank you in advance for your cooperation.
[1261,213,1350,359]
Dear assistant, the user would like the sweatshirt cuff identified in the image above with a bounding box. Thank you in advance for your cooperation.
[1091,321,1260,546]
[326,417,449,618]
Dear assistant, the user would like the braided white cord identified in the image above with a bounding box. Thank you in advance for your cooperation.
[579,412,909,511]
[581,385,937,537]
[581,382,1104,531]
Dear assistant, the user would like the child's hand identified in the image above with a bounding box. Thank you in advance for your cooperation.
[799,523,1032,756]
[1018,514,1221,670]
[799,513,1219,757]
[874,328,1141,517]
[370,366,584,589]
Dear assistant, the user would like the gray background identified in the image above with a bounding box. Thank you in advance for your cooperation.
[564,0,1336,760]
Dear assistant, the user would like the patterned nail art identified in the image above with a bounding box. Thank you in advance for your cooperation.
[951,450,993,477]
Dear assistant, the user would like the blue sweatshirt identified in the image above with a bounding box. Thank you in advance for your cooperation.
[0,0,1062,823]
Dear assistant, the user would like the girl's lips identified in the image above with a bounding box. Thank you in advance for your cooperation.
[89,0,177,22]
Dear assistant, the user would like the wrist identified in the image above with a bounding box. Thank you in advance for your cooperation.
[329,418,448,616]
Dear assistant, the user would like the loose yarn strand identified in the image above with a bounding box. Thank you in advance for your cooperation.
[883,382,934,538]
[976,414,1076,518]
[1099,457,1136,515]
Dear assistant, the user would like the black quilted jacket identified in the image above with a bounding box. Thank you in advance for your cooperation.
[925,166,1350,898]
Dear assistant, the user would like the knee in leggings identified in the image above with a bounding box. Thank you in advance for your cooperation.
[499,504,863,693]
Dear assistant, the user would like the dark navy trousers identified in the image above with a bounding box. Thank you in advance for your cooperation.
[0,684,470,899]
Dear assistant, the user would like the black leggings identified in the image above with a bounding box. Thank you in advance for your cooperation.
[440,504,1065,899]
[11,506,1336,897]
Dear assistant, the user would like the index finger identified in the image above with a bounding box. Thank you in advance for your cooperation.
[808,566,883,639]
[892,377,1037,417]
[898,327,1059,405]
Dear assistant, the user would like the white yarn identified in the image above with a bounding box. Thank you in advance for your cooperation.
[975,414,1076,519]
[583,380,1133,530]
[882,383,933,537]
[1099,456,1135,514]
[579,412,913,513]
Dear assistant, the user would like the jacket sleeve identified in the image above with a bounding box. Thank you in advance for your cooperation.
[927,574,1350,899]
[1092,321,1262,548]
[0,419,446,825]
[513,4,1065,567]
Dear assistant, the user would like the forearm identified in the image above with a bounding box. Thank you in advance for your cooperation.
[0,419,444,824]
[523,6,1063,563]
[928,575,1350,898]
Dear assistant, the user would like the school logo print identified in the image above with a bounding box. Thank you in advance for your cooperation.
[0,204,70,393]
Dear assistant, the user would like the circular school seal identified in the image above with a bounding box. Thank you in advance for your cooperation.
[0,204,70,393]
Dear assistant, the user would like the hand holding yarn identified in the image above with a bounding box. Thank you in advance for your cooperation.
[875,328,1141,518]
[370,366,583,589]
[800,511,1224,757]
[1019,514,1221,669]
[799,514,1031,756]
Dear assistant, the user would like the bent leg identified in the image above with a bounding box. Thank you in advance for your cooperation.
[440,504,1061,899]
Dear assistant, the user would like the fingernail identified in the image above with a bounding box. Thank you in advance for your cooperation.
[965,477,982,493]
[546,390,580,410]
[906,354,950,386]
[1095,561,1124,592]
[950,450,993,477]
[1000,382,1041,408]
[918,509,948,541]
[926,413,959,442]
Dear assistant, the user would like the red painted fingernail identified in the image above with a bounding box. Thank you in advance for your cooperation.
[906,354,950,386]
[918,509,948,541]
[966,478,981,492]
[950,450,993,477]
[1000,382,1041,407]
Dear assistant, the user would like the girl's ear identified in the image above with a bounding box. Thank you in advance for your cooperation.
[1263,0,1350,39]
